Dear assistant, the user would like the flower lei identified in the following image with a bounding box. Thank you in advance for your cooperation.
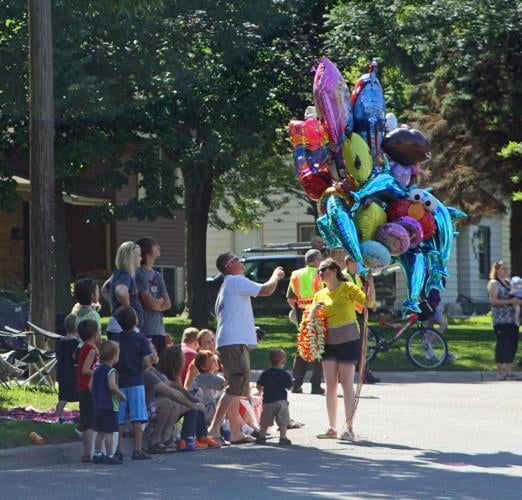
[297,303,327,362]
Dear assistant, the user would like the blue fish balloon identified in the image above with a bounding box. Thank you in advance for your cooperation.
[326,195,364,265]
[351,172,407,211]
[396,250,427,315]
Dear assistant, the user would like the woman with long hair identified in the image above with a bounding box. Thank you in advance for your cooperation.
[156,345,220,450]
[101,241,144,337]
[313,258,366,441]
[487,261,522,380]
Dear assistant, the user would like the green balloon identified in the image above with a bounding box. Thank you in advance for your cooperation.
[342,132,372,186]
[355,202,387,242]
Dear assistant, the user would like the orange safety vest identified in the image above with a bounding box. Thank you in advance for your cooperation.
[291,266,322,309]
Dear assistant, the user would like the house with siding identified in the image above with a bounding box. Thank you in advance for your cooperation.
[207,196,510,315]
[1,173,186,314]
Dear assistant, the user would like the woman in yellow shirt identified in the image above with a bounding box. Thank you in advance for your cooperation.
[313,258,366,441]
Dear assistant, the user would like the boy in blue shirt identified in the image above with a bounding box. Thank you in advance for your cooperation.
[91,340,126,464]
[113,306,153,460]
[256,348,293,445]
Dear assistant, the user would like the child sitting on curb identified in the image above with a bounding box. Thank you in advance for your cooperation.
[255,348,293,446]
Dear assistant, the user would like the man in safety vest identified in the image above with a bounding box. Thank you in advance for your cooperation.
[287,249,324,394]
[343,255,380,384]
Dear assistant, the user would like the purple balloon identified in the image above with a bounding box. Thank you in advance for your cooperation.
[376,223,410,256]
[396,216,424,248]
[390,161,412,188]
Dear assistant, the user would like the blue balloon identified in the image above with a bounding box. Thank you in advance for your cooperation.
[316,213,342,249]
[360,240,391,269]
[447,206,467,220]
[326,195,363,265]
[425,249,446,294]
[396,250,427,315]
[351,173,407,211]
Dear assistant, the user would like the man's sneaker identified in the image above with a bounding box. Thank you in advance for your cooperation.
[131,449,151,460]
[255,436,267,445]
[316,428,337,439]
[91,453,107,464]
[291,386,303,394]
[279,437,292,445]
[178,439,195,451]
[113,449,124,461]
[106,455,123,465]
[197,436,221,449]
[194,439,208,450]
[311,387,325,395]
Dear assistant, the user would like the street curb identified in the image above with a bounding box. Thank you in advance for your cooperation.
[0,440,81,470]
[250,370,520,384]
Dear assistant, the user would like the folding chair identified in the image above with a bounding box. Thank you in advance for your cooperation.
[0,331,25,388]
[3,323,59,389]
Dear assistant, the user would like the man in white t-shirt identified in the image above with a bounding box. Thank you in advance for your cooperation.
[208,252,284,444]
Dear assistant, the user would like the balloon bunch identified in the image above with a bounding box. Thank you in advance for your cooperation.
[288,57,467,315]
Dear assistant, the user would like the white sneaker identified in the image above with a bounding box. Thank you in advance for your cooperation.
[340,426,356,441]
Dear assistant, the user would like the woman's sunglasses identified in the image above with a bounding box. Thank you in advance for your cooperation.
[318,267,332,274]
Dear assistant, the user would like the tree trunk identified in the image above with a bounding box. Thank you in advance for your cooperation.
[183,169,213,328]
[29,0,55,342]
[511,200,522,277]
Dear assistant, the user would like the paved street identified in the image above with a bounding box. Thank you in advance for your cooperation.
[1,377,521,499]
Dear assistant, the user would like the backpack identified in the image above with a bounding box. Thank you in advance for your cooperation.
[351,60,386,166]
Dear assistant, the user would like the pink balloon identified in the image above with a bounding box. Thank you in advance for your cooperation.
[376,223,410,256]
[313,57,352,152]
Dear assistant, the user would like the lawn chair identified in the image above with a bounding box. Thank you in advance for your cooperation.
[0,331,25,388]
[3,323,60,389]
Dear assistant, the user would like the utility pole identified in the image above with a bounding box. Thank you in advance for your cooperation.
[28,0,55,338]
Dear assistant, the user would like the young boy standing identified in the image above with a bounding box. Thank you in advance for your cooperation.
[55,314,80,422]
[113,306,153,460]
[91,340,126,464]
[256,348,293,446]
[76,319,101,462]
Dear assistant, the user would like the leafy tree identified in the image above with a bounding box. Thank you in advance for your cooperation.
[1,1,326,325]
[326,0,522,273]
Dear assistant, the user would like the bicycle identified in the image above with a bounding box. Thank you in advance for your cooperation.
[366,312,448,369]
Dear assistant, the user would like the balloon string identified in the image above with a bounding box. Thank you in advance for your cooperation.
[346,274,369,430]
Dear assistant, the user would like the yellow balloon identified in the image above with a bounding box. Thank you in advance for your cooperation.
[355,202,387,242]
[342,132,372,186]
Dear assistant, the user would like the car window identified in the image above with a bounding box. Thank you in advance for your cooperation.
[242,257,304,283]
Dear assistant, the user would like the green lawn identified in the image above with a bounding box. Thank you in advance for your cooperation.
[0,419,78,449]
[116,313,500,372]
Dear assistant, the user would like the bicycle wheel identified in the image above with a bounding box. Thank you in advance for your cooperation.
[365,327,378,364]
[406,327,448,369]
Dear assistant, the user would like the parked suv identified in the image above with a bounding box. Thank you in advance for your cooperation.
[207,254,305,317]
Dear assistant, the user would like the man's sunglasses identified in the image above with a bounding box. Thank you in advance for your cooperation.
[224,256,240,269]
